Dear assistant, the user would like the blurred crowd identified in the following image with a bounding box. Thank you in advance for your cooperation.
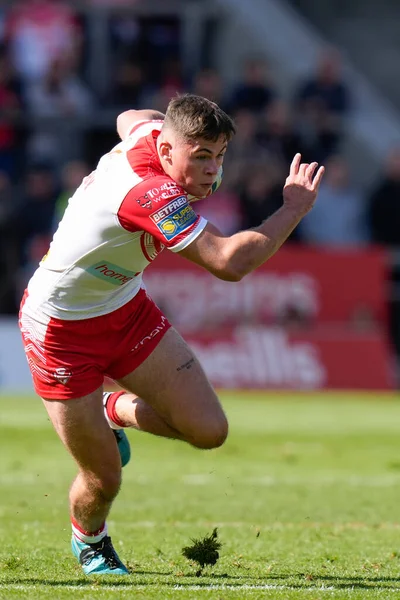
[1,0,400,318]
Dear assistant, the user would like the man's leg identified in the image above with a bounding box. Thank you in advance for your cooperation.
[111,327,228,449]
[42,388,129,575]
[103,390,184,440]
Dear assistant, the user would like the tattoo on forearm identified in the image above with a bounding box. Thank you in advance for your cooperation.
[176,358,195,372]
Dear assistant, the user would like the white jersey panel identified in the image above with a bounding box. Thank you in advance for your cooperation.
[23,122,164,320]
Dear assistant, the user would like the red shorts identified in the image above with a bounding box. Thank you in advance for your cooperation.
[19,288,171,400]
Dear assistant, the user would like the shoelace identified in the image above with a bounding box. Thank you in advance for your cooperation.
[80,536,122,569]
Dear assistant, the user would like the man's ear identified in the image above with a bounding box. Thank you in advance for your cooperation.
[158,140,173,165]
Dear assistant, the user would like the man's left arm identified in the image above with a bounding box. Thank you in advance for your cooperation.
[117,109,165,141]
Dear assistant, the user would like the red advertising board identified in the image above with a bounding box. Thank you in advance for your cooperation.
[184,326,394,391]
[143,246,393,390]
[143,246,388,333]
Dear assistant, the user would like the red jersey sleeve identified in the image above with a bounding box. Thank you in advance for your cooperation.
[117,176,207,252]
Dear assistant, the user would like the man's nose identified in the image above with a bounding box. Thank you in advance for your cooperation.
[205,160,219,175]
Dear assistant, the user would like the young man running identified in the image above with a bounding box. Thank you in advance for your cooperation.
[19,94,324,575]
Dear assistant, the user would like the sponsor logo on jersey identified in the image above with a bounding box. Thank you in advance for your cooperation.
[161,181,180,190]
[130,315,169,354]
[87,261,139,286]
[145,182,184,203]
[149,196,197,240]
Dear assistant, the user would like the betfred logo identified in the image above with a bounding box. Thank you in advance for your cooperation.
[87,261,138,286]
[150,196,187,223]
[150,196,197,241]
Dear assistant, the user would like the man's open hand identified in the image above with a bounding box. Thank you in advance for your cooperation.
[283,153,325,215]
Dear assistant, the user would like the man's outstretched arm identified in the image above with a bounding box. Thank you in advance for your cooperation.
[117,109,165,141]
[179,154,325,281]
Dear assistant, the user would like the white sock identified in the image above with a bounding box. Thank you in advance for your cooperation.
[72,520,108,544]
[103,392,123,430]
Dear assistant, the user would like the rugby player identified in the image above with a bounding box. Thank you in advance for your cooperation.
[19,94,324,575]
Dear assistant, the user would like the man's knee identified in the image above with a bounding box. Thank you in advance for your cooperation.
[84,470,122,503]
[190,414,229,450]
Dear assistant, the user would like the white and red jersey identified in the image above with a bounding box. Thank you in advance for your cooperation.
[22,120,207,320]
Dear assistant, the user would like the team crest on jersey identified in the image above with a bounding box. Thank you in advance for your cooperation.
[54,368,72,385]
[149,196,197,241]
[136,193,152,209]
[141,232,164,261]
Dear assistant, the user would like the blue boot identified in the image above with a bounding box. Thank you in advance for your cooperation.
[113,429,131,468]
[71,535,129,575]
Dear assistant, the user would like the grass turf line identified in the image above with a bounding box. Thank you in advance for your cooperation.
[1,392,400,599]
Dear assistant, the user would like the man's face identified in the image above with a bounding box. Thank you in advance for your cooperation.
[162,134,227,198]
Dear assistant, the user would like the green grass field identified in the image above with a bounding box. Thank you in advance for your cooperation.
[2,391,400,599]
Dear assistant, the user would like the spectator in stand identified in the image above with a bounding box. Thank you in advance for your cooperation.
[53,160,90,229]
[4,0,81,85]
[159,56,185,96]
[367,147,400,246]
[0,171,21,313]
[195,164,242,235]
[257,99,306,169]
[0,171,18,238]
[294,49,351,162]
[16,163,58,273]
[367,148,400,361]
[109,11,140,64]
[228,57,277,114]
[226,108,269,187]
[191,68,227,108]
[297,154,368,246]
[25,55,93,164]
[26,55,92,118]
[238,162,285,230]
[0,49,24,179]
[142,19,181,83]
[144,55,185,113]
[109,59,145,111]
[16,232,53,306]
[297,49,350,117]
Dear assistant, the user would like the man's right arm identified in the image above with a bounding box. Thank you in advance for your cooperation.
[179,154,325,281]
[117,109,165,141]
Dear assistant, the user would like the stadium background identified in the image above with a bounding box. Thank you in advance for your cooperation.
[1,0,400,393]
[4,2,400,597]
